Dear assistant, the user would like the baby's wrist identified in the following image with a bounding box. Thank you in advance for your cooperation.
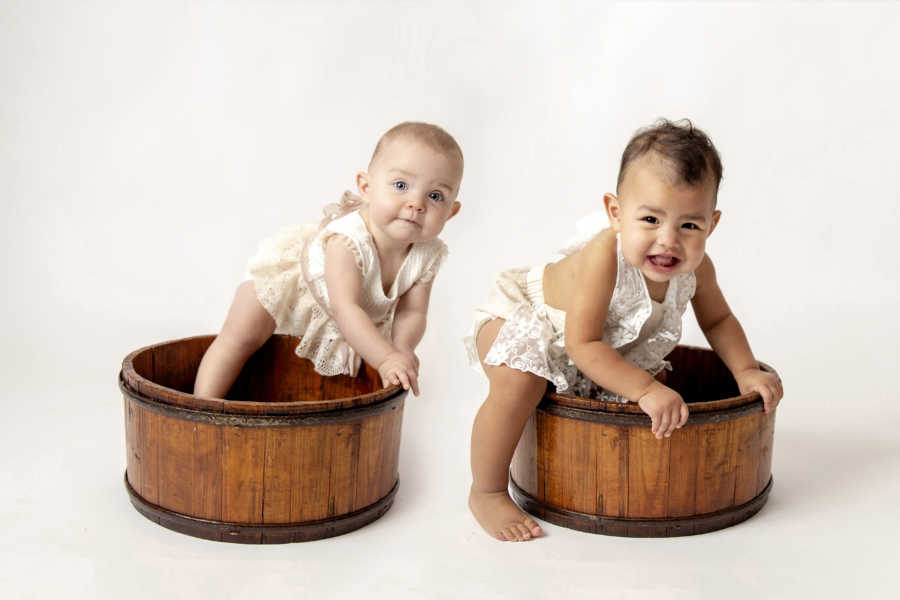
[393,342,415,355]
[376,350,400,369]
[634,377,663,403]
[734,364,761,378]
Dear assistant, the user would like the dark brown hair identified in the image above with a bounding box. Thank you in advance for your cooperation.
[617,119,722,197]
[370,121,464,173]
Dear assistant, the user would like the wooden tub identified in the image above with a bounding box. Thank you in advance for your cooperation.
[120,334,404,543]
[509,346,777,537]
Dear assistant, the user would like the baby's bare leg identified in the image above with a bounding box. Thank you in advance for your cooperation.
[469,318,547,542]
[193,280,276,399]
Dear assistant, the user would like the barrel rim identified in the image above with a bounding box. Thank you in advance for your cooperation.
[120,372,405,425]
[544,345,777,417]
[121,334,403,415]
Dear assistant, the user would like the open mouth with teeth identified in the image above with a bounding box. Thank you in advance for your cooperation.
[648,255,680,270]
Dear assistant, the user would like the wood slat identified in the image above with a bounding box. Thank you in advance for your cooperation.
[666,426,699,517]
[383,407,403,494]
[262,428,296,523]
[538,414,568,508]
[327,423,361,517]
[626,428,670,519]
[695,421,736,514]
[157,415,194,515]
[757,411,776,493]
[124,399,140,493]
[190,421,223,521]
[598,425,629,517]
[137,406,160,505]
[732,412,762,505]
[354,415,386,510]
[222,427,266,523]
[294,426,331,522]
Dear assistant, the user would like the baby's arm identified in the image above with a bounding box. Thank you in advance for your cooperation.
[391,281,432,369]
[324,237,419,394]
[564,232,689,439]
[691,255,783,413]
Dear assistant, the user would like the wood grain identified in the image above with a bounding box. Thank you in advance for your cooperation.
[121,334,405,543]
[509,345,778,537]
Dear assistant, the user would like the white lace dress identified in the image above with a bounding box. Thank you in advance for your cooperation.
[464,214,695,402]
[248,202,448,376]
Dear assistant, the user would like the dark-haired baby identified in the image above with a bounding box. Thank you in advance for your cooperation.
[465,119,783,542]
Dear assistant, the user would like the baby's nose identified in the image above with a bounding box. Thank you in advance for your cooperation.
[407,196,426,211]
[658,227,678,246]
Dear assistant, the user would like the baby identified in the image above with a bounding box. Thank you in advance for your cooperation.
[466,119,783,542]
[194,122,463,399]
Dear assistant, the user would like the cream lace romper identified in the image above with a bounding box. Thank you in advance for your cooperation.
[464,213,696,402]
[248,198,448,377]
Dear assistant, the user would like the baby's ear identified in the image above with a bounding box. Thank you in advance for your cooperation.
[707,209,722,236]
[603,193,622,230]
[356,171,370,199]
[448,201,461,220]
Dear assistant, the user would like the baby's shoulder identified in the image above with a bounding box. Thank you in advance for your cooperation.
[593,227,618,247]
[550,228,617,298]
[578,228,618,260]
[692,253,717,290]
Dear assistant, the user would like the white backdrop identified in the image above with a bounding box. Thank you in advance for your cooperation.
[3,2,899,598]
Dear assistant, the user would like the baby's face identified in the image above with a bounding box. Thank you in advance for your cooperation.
[606,153,721,283]
[358,136,462,246]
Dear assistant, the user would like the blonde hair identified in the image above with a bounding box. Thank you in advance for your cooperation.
[369,121,464,173]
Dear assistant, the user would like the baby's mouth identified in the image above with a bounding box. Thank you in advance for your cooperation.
[648,255,680,268]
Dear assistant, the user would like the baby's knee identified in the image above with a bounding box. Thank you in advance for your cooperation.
[220,281,276,354]
[488,368,547,410]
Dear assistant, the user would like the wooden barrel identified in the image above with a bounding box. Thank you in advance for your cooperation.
[509,345,777,537]
[120,334,404,543]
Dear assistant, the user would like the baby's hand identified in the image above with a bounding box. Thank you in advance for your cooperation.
[735,368,782,414]
[377,351,420,396]
[397,348,420,373]
[637,382,690,440]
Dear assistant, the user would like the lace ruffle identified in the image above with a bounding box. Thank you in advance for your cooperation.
[248,223,318,327]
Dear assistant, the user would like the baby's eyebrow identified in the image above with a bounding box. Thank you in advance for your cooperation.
[637,204,665,215]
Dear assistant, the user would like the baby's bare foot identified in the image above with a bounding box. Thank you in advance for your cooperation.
[469,488,543,541]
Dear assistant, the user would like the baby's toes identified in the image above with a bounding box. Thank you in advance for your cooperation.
[524,516,542,537]
[513,523,531,540]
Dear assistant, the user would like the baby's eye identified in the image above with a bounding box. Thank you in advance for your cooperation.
[393,181,408,191]
[681,222,700,230]
[428,191,444,202]
[641,216,659,225]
